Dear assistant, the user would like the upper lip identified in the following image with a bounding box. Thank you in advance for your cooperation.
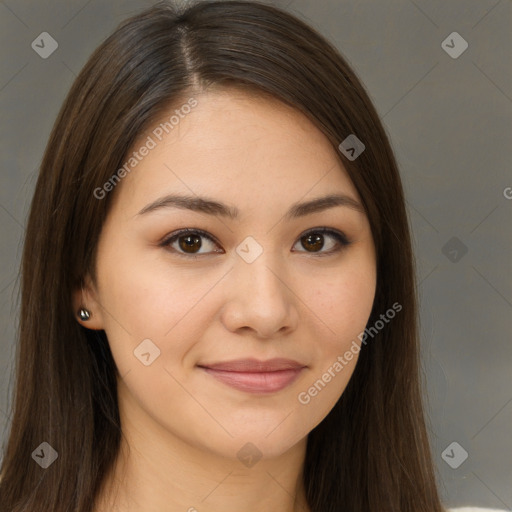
[198,358,306,372]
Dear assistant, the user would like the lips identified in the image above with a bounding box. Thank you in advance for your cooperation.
[197,358,306,393]
[198,357,305,372]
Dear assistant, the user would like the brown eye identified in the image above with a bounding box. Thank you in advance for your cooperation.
[179,233,202,253]
[161,229,222,257]
[161,227,350,259]
[301,233,325,252]
[293,228,350,256]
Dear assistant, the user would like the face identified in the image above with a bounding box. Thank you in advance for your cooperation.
[75,88,377,461]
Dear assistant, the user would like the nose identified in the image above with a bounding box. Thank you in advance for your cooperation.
[220,251,300,339]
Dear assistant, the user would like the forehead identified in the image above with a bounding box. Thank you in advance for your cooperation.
[110,88,360,215]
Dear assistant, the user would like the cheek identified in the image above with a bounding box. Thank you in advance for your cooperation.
[313,262,376,344]
[295,266,376,419]
[94,243,224,372]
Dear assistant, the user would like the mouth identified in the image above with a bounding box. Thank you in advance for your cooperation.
[197,358,307,394]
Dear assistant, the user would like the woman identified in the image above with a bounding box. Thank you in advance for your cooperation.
[0,1,504,511]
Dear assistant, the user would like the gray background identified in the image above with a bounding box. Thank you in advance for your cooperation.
[0,0,511,509]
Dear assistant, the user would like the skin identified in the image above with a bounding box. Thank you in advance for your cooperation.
[73,87,377,512]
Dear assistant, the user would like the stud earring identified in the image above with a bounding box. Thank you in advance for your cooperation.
[78,307,91,321]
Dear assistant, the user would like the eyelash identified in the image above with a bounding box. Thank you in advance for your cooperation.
[159,227,351,259]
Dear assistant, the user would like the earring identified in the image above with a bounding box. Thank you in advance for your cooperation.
[78,307,91,321]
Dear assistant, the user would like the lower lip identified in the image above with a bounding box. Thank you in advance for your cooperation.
[199,367,305,393]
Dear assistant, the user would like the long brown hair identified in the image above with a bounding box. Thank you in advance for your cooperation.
[0,1,444,511]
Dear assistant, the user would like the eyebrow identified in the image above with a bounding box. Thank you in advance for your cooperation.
[136,192,365,219]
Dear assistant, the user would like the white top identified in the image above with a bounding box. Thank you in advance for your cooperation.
[448,508,509,511]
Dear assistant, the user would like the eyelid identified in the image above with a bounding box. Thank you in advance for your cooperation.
[301,226,351,246]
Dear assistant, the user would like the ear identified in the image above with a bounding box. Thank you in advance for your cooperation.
[72,274,105,330]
